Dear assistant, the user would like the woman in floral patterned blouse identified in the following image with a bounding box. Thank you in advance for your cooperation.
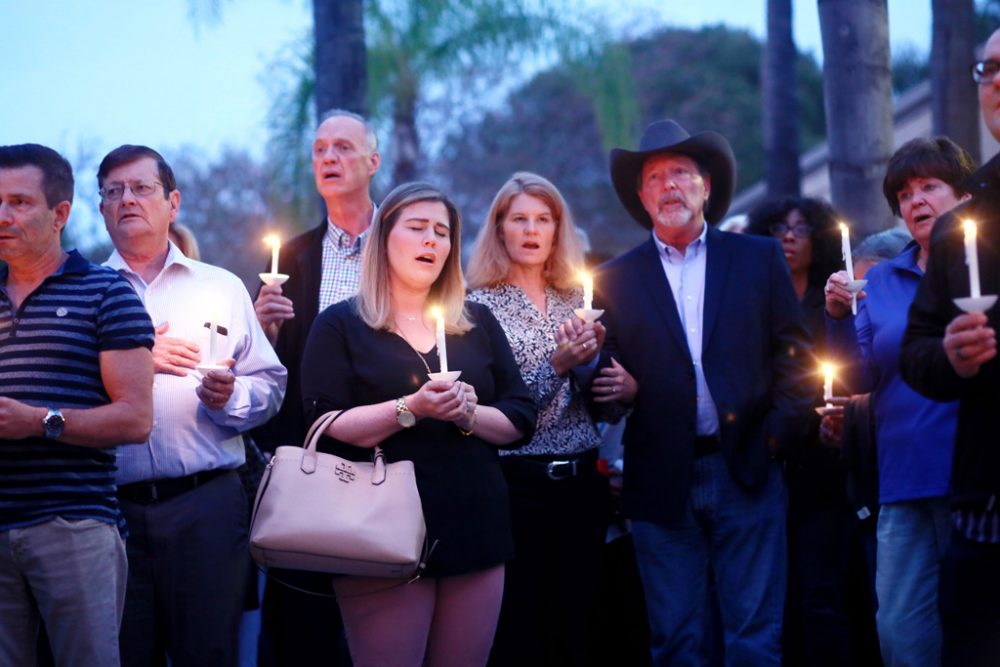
[467,172,637,666]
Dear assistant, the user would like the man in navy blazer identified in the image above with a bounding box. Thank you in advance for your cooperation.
[594,120,813,665]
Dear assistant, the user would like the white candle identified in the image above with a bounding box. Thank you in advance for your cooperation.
[431,306,448,373]
[580,271,594,310]
[964,219,982,299]
[839,223,855,281]
[264,234,281,275]
[208,321,218,365]
[822,362,834,406]
[840,223,858,315]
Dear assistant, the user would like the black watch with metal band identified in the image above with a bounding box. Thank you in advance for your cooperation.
[42,408,65,440]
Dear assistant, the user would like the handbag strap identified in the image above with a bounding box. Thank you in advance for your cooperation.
[299,407,385,477]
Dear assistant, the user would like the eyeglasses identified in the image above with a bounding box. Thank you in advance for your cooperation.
[972,60,1000,84]
[769,222,813,238]
[99,180,164,202]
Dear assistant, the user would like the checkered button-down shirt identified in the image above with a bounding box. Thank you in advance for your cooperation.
[319,219,369,311]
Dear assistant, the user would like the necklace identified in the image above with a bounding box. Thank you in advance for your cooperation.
[394,329,433,375]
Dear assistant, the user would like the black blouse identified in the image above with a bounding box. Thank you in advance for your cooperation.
[300,299,536,576]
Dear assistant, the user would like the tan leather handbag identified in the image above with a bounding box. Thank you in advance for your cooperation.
[249,409,428,578]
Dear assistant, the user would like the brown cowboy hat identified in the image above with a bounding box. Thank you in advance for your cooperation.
[610,119,736,228]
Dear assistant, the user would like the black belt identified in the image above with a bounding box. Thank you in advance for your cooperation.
[694,435,722,458]
[118,468,227,504]
[501,449,599,482]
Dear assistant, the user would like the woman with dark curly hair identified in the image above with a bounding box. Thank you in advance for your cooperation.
[746,196,880,667]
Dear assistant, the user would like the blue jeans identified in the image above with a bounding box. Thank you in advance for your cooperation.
[0,517,127,666]
[875,498,951,667]
[632,454,787,667]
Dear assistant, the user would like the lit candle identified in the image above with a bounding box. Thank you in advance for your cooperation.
[964,219,982,299]
[839,223,855,281]
[822,362,834,406]
[580,271,594,310]
[264,234,281,275]
[431,306,448,373]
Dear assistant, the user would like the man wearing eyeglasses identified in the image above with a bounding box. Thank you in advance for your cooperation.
[98,144,287,667]
[0,144,154,666]
[902,28,1000,667]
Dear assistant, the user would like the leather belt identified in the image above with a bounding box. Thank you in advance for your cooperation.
[118,468,227,504]
[694,435,722,458]
[501,449,599,482]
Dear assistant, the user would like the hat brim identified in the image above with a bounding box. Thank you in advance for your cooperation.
[610,132,736,228]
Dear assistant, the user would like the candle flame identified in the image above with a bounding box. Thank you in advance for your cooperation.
[964,219,977,237]
[578,270,593,286]
[838,222,849,234]
[263,233,281,249]
[430,305,444,320]
[821,361,835,377]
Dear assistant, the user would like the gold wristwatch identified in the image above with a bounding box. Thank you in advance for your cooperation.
[396,396,415,428]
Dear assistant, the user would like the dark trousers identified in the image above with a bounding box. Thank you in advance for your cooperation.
[488,454,610,667]
[119,471,248,667]
[258,570,351,667]
[940,529,1000,667]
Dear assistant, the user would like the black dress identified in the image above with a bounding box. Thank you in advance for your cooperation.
[301,299,536,577]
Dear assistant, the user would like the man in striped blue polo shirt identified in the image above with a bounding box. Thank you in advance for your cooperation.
[0,144,155,666]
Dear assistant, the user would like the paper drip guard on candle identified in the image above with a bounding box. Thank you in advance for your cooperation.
[196,322,230,374]
[259,234,289,287]
[954,219,998,313]
[575,270,604,323]
[816,362,838,415]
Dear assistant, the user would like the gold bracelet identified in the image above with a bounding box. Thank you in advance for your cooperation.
[458,407,478,436]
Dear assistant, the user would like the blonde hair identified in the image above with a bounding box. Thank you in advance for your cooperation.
[356,182,472,333]
[466,172,585,291]
[168,222,201,260]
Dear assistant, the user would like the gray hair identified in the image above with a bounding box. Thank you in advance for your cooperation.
[853,227,912,263]
[318,108,379,153]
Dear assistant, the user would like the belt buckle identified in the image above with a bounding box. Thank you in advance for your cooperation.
[546,460,576,481]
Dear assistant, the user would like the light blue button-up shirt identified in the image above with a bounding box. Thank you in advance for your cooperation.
[651,224,720,436]
[106,243,287,484]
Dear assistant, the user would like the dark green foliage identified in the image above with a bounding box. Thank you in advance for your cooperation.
[436,25,827,260]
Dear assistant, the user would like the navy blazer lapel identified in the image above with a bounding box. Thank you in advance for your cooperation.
[703,226,732,351]
[634,238,691,359]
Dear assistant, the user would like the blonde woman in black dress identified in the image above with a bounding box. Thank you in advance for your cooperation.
[301,182,536,667]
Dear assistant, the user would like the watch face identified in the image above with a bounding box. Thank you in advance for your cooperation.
[43,410,65,437]
[397,410,416,428]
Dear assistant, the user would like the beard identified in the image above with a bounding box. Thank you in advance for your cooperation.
[653,203,694,228]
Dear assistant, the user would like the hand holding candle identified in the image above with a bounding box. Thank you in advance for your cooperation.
[431,306,448,374]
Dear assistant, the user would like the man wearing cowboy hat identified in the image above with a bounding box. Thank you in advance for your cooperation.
[594,120,813,665]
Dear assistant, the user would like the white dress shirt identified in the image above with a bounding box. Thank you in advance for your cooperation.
[106,242,287,484]
[651,224,720,436]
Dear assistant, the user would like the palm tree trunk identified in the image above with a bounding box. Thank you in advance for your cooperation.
[313,0,367,119]
[932,0,980,162]
[764,0,801,198]
[818,0,895,238]
[392,84,420,184]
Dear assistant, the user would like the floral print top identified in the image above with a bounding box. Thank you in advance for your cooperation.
[468,283,601,457]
